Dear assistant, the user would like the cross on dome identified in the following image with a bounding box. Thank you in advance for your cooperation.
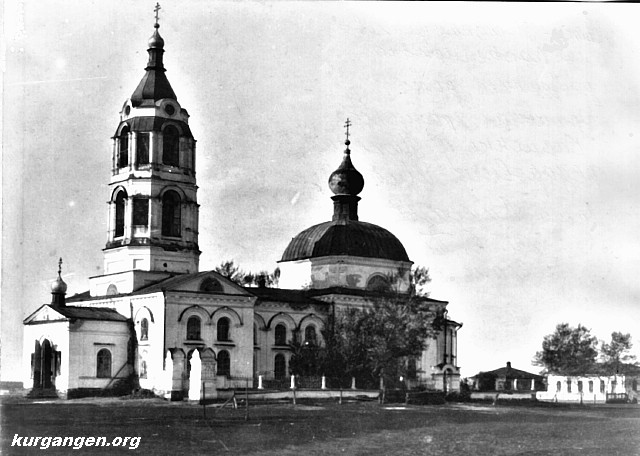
[154,3,161,28]
[344,118,352,144]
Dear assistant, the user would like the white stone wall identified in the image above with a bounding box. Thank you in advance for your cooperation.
[279,256,412,292]
[67,320,131,391]
[536,374,627,404]
[131,294,166,391]
[163,293,256,386]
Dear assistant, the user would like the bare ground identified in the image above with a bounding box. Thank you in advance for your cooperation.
[1,397,639,455]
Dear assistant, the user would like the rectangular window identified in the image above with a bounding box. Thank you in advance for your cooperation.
[600,380,605,393]
[137,133,149,165]
[588,381,593,393]
[132,199,149,227]
[567,380,572,393]
[577,381,583,393]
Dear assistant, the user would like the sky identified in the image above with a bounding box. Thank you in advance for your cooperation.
[3,1,640,381]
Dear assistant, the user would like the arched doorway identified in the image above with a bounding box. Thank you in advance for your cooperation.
[32,339,56,390]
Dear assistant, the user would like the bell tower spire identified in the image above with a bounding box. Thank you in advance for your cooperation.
[97,6,200,292]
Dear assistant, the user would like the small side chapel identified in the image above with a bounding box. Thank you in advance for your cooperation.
[22,12,462,399]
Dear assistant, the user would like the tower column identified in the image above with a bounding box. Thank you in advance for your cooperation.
[125,196,133,242]
[149,131,158,165]
[179,137,187,168]
[131,132,138,170]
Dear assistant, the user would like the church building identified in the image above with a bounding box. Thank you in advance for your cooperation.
[22,15,461,399]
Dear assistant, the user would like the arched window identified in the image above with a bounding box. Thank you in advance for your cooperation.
[96,349,112,378]
[217,317,230,342]
[577,381,583,393]
[163,125,180,167]
[567,380,572,393]
[633,379,638,392]
[199,277,223,293]
[140,318,149,341]
[118,126,129,168]
[186,316,201,341]
[161,191,181,237]
[274,324,287,346]
[106,284,119,296]
[366,275,390,292]
[217,350,230,376]
[114,190,127,238]
[304,325,317,345]
[588,380,594,393]
[274,354,286,380]
[556,381,561,392]
[600,380,606,393]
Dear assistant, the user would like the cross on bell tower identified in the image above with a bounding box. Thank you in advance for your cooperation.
[154,3,161,26]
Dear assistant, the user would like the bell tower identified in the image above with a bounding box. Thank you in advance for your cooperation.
[94,6,200,295]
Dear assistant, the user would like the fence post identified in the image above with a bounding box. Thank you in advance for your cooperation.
[321,376,327,390]
[245,379,249,421]
[351,377,356,390]
[202,382,206,419]
[258,375,264,390]
[290,375,296,389]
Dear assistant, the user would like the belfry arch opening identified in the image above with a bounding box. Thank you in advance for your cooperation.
[114,189,127,238]
[163,125,180,167]
[118,125,130,168]
[161,190,181,237]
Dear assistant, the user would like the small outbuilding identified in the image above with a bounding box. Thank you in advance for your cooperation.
[471,362,545,392]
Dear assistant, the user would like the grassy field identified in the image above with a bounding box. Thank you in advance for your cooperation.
[1,397,639,455]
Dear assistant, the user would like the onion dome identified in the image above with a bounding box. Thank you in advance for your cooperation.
[51,258,67,307]
[148,24,165,49]
[51,276,67,294]
[328,140,364,196]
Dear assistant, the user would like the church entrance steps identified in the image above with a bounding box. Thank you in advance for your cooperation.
[25,388,59,399]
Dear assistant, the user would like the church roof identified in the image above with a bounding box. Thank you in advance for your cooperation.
[67,271,252,302]
[474,363,544,380]
[54,306,128,321]
[24,304,128,324]
[281,220,411,262]
[131,66,176,106]
[248,287,327,306]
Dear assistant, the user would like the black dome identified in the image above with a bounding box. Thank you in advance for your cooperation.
[281,220,410,262]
